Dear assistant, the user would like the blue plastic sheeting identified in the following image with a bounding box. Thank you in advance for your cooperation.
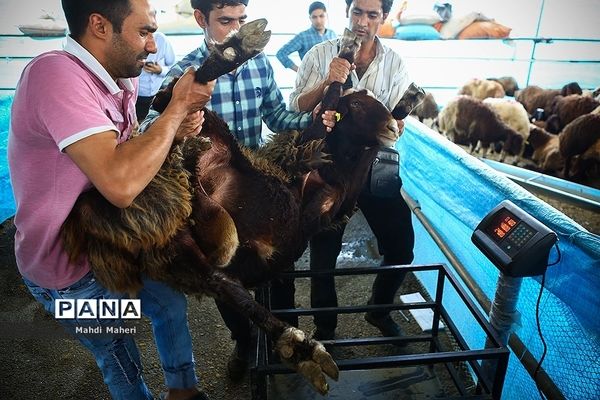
[397,117,600,399]
[0,94,15,223]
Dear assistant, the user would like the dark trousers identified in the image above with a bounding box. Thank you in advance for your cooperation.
[311,190,415,335]
[215,275,297,348]
[136,95,154,124]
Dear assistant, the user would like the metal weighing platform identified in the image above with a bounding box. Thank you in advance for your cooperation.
[249,264,510,399]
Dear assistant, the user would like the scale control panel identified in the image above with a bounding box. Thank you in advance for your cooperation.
[472,200,557,277]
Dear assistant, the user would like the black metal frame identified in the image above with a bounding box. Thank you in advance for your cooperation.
[249,263,510,399]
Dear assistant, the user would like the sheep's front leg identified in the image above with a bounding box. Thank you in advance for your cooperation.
[498,149,508,162]
[480,142,490,158]
[469,141,478,154]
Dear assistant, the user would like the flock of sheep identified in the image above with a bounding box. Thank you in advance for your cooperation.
[411,77,600,187]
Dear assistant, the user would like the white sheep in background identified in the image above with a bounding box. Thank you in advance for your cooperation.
[436,96,463,143]
[459,78,505,100]
[483,97,530,157]
[436,96,523,162]
[487,76,519,97]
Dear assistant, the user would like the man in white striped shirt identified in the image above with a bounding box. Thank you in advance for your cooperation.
[288,0,415,341]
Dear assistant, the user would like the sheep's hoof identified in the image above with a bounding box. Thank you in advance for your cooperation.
[239,18,271,54]
[275,327,339,395]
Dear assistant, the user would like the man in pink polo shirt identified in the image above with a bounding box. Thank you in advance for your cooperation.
[8,0,213,399]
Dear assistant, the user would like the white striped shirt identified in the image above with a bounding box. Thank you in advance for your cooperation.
[289,37,411,112]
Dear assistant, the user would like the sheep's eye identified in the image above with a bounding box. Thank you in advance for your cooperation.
[350,100,361,108]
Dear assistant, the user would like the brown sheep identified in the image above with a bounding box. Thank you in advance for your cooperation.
[561,81,583,96]
[559,113,600,180]
[527,124,564,173]
[61,84,400,400]
[516,85,560,118]
[459,78,505,100]
[545,94,600,134]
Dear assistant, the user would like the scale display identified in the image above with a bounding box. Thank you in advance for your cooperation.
[472,200,557,277]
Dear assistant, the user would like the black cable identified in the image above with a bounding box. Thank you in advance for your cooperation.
[533,242,561,400]
[547,240,562,267]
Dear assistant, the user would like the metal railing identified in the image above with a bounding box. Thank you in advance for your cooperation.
[249,263,510,399]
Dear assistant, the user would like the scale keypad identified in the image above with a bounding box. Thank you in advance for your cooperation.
[500,223,534,255]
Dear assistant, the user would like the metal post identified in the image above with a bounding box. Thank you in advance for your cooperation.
[525,0,547,87]
[482,274,523,387]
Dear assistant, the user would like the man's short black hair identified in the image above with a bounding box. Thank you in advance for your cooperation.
[345,0,394,15]
[191,0,249,19]
[62,0,132,40]
[309,1,327,15]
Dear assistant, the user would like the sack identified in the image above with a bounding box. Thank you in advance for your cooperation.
[433,2,452,22]
[368,148,402,198]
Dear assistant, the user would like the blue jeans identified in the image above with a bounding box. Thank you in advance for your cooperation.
[309,189,415,335]
[22,272,198,400]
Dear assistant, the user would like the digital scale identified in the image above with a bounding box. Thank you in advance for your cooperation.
[472,200,558,277]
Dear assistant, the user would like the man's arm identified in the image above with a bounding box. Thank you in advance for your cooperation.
[276,35,302,71]
[295,57,352,112]
[290,45,353,112]
[65,68,213,208]
[139,54,194,131]
[261,59,313,132]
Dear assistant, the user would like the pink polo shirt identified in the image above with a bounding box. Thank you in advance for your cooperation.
[8,37,138,289]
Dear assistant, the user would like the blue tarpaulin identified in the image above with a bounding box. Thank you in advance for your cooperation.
[1,93,599,398]
[0,95,15,223]
[398,117,600,399]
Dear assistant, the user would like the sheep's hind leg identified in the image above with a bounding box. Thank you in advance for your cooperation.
[152,19,271,112]
[167,230,340,395]
[275,327,340,395]
[189,187,239,268]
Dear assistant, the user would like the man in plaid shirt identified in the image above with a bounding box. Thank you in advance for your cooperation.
[144,0,314,149]
[276,2,337,72]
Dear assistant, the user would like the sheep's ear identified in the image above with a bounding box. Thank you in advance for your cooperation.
[337,98,350,116]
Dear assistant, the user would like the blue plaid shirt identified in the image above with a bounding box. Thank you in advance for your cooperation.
[276,27,337,69]
[144,41,312,149]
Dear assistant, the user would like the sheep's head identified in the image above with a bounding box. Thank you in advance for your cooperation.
[333,89,399,148]
[392,82,426,120]
[504,129,525,156]
[528,125,551,149]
